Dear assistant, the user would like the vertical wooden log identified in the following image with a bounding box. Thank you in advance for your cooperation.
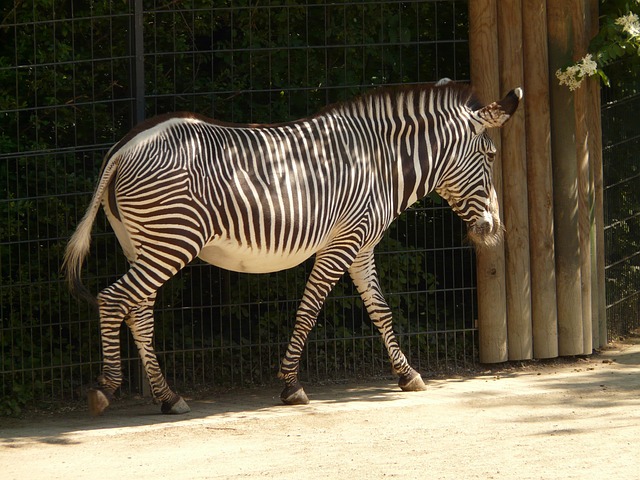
[587,0,607,347]
[469,0,508,363]
[497,0,532,360]
[522,0,558,358]
[547,1,584,355]
[590,86,607,347]
[572,0,593,355]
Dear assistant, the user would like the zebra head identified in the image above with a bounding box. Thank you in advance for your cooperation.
[436,87,523,247]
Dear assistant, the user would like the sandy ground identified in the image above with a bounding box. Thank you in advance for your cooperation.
[1,338,639,480]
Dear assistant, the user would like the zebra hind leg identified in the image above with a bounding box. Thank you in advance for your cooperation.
[88,292,129,416]
[348,251,427,393]
[125,294,190,414]
[90,259,193,415]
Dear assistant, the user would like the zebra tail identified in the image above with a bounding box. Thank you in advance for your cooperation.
[62,152,119,307]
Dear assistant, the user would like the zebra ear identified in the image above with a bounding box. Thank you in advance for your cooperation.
[435,77,453,86]
[473,88,523,130]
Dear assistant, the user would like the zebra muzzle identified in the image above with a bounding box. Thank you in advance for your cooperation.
[468,214,503,247]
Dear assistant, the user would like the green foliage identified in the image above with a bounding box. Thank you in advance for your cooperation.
[0,0,134,413]
[591,1,640,71]
[143,0,468,120]
[557,0,640,90]
[0,383,33,416]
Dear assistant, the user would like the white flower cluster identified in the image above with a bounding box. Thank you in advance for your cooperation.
[615,12,640,36]
[556,54,598,91]
[556,5,640,90]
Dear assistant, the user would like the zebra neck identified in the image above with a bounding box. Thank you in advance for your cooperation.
[337,87,466,217]
[384,113,456,217]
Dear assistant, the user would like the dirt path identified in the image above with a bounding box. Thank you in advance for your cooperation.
[2,339,640,480]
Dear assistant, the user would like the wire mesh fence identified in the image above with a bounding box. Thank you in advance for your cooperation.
[601,60,640,341]
[1,1,475,411]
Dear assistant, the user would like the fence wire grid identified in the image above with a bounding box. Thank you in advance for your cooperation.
[1,1,476,408]
[601,64,640,341]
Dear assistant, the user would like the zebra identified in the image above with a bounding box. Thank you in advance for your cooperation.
[63,81,522,415]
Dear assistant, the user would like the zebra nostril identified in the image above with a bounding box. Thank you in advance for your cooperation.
[472,213,493,235]
[473,221,490,235]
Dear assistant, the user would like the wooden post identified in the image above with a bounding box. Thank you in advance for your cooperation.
[547,1,584,355]
[497,0,532,360]
[590,85,607,347]
[572,0,593,355]
[587,0,607,348]
[469,0,508,363]
[574,91,593,355]
[522,0,558,358]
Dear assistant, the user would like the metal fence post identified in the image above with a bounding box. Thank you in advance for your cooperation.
[134,0,145,125]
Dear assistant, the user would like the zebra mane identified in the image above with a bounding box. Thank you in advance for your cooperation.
[322,82,482,118]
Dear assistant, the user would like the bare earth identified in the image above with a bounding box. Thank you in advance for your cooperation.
[2,338,639,480]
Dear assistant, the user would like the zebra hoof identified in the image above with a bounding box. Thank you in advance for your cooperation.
[161,396,191,414]
[88,388,112,416]
[398,372,427,392]
[280,385,310,405]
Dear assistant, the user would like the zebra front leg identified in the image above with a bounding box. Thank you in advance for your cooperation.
[278,318,314,405]
[348,250,427,392]
[278,292,328,405]
[125,295,190,415]
[278,248,360,405]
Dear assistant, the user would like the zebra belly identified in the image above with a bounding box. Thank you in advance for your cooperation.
[198,239,317,274]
